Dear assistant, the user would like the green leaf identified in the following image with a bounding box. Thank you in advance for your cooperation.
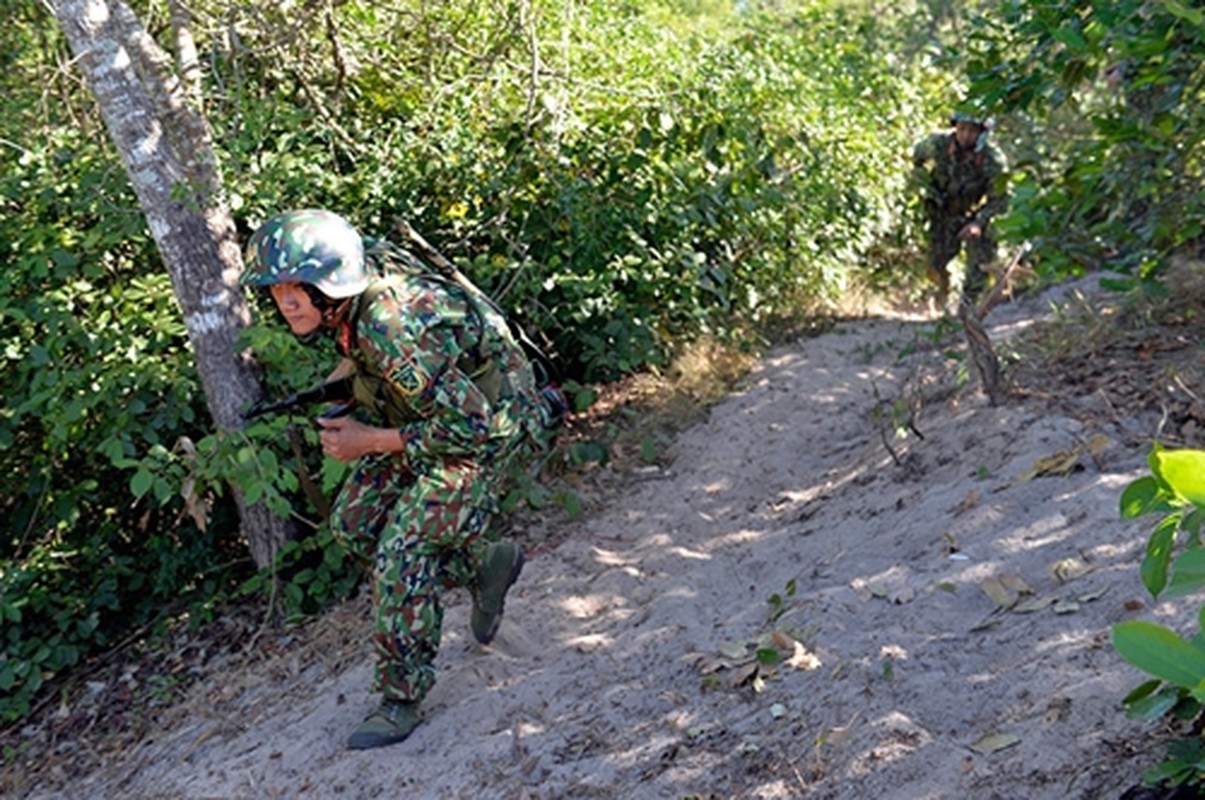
[1051,26,1087,52]
[1151,449,1205,506]
[1163,0,1204,26]
[558,490,584,518]
[1124,686,1180,721]
[3,602,21,623]
[130,469,154,499]
[1113,621,1205,690]
[755,647,781,665]
[1121,677,1162,706]
[1164,549,1205,599]
[1185,507,1204,547]
[1119,476,1159,519]
[1141,515,1179,598]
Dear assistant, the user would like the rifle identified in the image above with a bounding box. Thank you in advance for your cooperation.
[242,375,357,426]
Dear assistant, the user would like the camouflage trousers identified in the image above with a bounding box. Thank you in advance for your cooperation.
[926,212,997,303]
[331,452,496,704]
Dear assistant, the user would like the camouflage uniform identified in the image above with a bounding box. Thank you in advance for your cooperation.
[331,245,552,703]
[912,128,1008,302]
[241,211,555,712]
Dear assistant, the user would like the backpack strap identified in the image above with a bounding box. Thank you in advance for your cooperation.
[390,222,563,390]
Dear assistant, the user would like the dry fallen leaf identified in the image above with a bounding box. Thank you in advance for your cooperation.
[784,641,822,671]
[970,732,1021,754]
[980,577,1018,609]
[1013,596,1057,614]
[1051,558,1091,583]
[1086,433,1111,458]
[719,641,749,661]
[728,661,760,689]
[997,573,1032,595]
[771,630,795,651]
[954,489,980,515]
[1018,448,1082,482]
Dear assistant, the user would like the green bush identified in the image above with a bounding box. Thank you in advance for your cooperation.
[0,130,256,722]
[963,0,1204,280]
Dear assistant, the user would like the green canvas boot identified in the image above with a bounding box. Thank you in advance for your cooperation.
[346,699,422,750]
[470,540,524,645]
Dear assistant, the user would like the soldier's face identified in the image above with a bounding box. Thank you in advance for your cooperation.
[954,121,982,149]
[270,283,322,336]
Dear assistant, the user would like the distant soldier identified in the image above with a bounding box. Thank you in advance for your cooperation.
[912,111,1009,306]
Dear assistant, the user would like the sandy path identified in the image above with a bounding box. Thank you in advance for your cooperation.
[52,279,1197,800]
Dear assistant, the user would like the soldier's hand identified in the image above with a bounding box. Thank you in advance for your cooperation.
[316,416,373,462]
[316,416,410,462]
[958,222,982,241]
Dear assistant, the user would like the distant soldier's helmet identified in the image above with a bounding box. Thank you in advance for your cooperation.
[949,110,988,128]
[950,109,995,152]
[241,209,370,298]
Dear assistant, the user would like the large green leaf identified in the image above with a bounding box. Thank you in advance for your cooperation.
[1140,515,1179,598]
[1119,475,1159,519]
[1113,621,1205,690]
[1152,449,1205,507]
[1162,0,1204,26]
[1164,548,1205,599]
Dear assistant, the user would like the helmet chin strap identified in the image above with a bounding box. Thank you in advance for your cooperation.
[321,297,353,327]
[287,285,353,343]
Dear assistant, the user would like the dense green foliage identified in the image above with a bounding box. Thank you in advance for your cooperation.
[0,0,1200,727]
[960,0,1203,282]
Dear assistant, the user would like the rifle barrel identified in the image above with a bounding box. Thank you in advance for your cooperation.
[242,376,355,420]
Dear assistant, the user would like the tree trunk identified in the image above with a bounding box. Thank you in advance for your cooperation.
[51,0,293,569]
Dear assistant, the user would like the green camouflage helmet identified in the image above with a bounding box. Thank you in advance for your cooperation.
[950,110,986,127]
[949,110,994,152]
[241,209,370,298]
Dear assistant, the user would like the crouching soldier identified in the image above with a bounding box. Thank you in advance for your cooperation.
[241,209,562,749]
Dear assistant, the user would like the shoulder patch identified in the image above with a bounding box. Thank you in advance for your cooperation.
[388,359,425,396]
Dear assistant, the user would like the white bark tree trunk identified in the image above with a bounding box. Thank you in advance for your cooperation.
[51,0,293,569]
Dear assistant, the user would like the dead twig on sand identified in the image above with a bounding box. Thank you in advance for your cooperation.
[961,245,1036,406]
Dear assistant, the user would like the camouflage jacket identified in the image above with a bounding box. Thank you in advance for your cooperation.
[334,246,545,467]
[911,132,1008,227]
